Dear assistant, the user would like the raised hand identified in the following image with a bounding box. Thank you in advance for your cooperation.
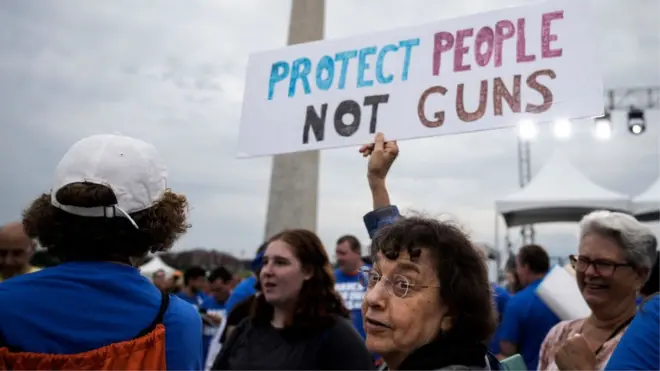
[359,132,399,182]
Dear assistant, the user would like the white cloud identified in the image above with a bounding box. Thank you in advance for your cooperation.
[0,0,658,263]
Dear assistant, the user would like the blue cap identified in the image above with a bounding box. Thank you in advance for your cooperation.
[251,250,265,272]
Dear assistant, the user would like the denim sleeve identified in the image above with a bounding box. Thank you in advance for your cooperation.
[363,205,400,239]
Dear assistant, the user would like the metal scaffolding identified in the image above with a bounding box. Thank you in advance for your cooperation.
[515,86,660,247]
[604,87,660,110]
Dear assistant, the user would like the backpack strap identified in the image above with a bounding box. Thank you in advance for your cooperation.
[134,290,170,339]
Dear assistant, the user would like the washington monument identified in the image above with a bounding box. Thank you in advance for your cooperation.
[264,0,325,240]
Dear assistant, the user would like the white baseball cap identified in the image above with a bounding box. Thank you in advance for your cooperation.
[50,134,168,228]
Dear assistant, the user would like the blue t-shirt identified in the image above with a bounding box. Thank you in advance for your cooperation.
[489,283,511,354]
[199,296,226,362]
[0,261,203,370]
[605,295,659,371]
[175,290,208,309]
[498,278,560,370]
[334,268,367,339]
[225,275,257,314]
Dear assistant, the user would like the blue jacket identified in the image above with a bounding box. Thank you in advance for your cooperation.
[363,205,401,238]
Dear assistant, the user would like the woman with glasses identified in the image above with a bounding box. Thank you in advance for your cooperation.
[537,211,657,371]
[359,133,497,370]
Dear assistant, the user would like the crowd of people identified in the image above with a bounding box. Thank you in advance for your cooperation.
[0,132,658,370]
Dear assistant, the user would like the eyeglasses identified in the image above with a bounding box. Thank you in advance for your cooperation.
[569,254,632,277]
[358,269,439,298]
[0,250,28,259]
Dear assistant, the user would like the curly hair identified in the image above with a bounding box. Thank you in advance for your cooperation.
[22,182,189,262]
[251,229,349,328]
[371,216,497,343]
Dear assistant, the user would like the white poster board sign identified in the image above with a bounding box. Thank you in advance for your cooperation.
[537,265,591,321]
[237,0,602,158]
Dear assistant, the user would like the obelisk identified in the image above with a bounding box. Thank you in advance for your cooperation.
[264,0,324,240]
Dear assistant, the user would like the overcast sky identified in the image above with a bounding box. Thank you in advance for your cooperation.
[1,0,658,261]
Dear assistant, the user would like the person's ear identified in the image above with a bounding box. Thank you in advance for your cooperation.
[302,266,313,281]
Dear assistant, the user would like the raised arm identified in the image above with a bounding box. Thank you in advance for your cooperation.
[360,133,401,238]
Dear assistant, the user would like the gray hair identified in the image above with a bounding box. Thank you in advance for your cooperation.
[579,211,658,272]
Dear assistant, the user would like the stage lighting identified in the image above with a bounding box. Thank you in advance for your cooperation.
[552,119,572,139]
[594,113,612,141]
[517,119,538,141]
[627,106,646,135]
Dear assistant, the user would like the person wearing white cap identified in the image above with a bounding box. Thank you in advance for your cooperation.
[0,134,202,370]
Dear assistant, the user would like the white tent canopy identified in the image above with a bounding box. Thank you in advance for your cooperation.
[633,177,660,221]
[496,151,632,227]
[139,256,176,278]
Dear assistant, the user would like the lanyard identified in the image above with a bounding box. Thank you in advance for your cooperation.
[592,315,635,355]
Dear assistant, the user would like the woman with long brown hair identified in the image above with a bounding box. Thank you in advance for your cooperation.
[212,229,374,370]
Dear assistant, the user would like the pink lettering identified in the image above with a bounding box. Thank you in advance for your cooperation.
[454,28,474,72]
[494,20,515,67]
[475,26,495,67]
[433,32,455,76]
[434,12,563,74]
[516,18,536,63]
[542,11,564,58]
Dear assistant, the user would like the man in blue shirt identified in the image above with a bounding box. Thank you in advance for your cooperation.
[605,294,659,371]
[176,266,209,309]
[489,283,511,354]
[200,266,232,362]
[203,244,266,369]
[334,234,368,339]
[0,222,40,282]
[498,244,560,370]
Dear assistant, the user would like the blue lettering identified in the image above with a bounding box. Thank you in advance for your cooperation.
[375,44,398,84]
[399,38,421,81]
[270,40,420,99]
[315,55,335,91]
[335,50,358,90]
[268,61,289,100]
[288,57,312,98]
[357,46,377,88]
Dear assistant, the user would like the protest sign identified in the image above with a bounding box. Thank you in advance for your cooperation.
[237,0,602,158]
[537,265,591,321]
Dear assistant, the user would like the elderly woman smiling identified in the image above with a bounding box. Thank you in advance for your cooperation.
[538,211,658,371]
[358,133,497,370]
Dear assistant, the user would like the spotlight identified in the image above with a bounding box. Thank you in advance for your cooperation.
[594,113,612,141]
[552,119,572,139]
[517,119,538,141]
[627,106,646,135]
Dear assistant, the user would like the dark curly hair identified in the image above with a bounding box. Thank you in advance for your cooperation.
[251,229,349,329]
[22,182,189,262]
[370,216,497,343]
